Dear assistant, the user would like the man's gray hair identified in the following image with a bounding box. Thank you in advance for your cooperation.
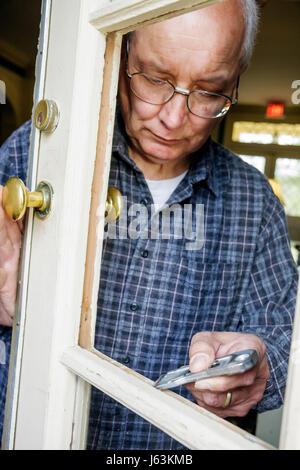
[240,0,260,66]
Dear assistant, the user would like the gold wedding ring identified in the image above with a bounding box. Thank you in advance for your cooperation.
[222,391,232,409]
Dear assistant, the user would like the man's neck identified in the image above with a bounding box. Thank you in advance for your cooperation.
[128,146,191,180]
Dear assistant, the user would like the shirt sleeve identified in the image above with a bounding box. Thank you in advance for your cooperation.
[240,182,299,413]
[0,120,31,186]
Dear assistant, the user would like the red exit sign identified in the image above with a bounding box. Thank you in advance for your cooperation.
[266,103,284,118]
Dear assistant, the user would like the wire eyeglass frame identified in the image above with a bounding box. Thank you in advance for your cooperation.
[125,38,240,119]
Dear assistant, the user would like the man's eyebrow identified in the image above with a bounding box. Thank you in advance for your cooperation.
[133,57,168,74]
[133,56,230,90]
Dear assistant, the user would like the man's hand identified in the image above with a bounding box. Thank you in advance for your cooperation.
[185,331,270,418]
[0,185,22,327]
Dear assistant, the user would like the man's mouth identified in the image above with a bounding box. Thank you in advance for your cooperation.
[149,130,182,144]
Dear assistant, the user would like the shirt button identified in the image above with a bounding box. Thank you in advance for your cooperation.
[130,303,138,311]
[140,198,148,205]
[141,249,149,258]
[123,356,131,365]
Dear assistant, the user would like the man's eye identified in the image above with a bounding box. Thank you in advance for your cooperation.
[145,75,166,86]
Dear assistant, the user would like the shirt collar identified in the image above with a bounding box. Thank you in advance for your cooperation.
[112,104,230,198]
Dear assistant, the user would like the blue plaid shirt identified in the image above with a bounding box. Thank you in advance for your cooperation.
[0,113,298,450]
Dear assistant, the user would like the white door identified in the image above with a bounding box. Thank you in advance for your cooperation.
[1,0,300,450]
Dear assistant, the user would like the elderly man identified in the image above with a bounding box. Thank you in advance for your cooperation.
[0,0,298,450]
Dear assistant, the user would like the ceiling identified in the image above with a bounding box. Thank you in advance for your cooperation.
[0,0,299,107]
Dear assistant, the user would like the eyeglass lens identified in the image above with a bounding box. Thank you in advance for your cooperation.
[129,73,232,118]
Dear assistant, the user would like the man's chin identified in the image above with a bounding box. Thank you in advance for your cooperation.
[138,140,186,163]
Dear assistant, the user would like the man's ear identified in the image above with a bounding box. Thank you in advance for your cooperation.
[240,63,248,76]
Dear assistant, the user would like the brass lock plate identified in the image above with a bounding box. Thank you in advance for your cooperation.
[34,99,59,133]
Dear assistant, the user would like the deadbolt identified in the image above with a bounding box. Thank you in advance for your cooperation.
[34,99,59,133]
[3,177,53,221]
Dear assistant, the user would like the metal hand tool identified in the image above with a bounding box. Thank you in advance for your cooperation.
[154,349,258,390]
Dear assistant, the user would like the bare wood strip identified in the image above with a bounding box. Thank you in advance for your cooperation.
[79,32,121,349]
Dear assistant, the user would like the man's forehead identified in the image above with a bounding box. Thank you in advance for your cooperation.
[131,4,245,65]
[133,1,244,36]
[129,12,244,81]
[132,45,232,84]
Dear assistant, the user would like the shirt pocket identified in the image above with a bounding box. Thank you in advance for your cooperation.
[184,259,242,330]
[186,260,241,292]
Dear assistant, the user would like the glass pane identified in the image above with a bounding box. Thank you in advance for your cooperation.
[275,158,300,216]
[232,122,300,146]
[290,241,300,266]
[239,155,266,174]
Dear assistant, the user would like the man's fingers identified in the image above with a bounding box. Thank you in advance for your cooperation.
[0,268,7,290]
[199,390,229,409]
[193,350,269,392]
[186,378,266,417]
[0,191,22,264]
[190,353,213,373]
[194,366,257,392]
[215,332,267,365]
[189,332,220,373]
[17,218,24,234]
[188,332,269,392]
[187,332,269,418]
[0,219,21,265]
[195,350,270,393]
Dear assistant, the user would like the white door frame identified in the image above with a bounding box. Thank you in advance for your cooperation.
[2,0,299,450]
[2,0,53,449]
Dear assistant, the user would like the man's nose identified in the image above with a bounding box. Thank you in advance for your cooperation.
[159,92,188,130]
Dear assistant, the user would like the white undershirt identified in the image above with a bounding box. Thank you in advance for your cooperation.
[146,170,188,212]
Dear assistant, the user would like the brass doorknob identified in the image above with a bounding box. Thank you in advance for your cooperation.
[105,187,123,222]
[2,177,53,221]
[3,178,123,223]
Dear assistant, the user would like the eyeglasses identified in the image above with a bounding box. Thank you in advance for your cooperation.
[125,40,239,119]
[126,70,239,119]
